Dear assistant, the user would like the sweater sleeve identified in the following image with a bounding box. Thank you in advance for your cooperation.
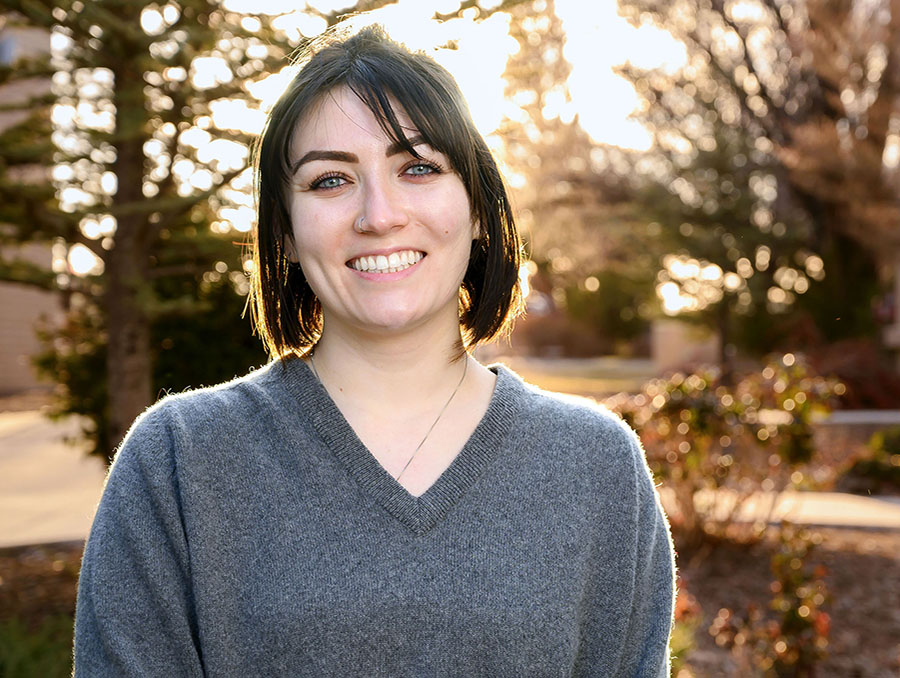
[573,421,676,678]
[613,430,677,678]
[73,404,205,677]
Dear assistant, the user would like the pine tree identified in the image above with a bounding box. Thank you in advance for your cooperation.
[1,1,307,457]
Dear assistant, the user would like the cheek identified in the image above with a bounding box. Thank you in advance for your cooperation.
[289,209,329,256]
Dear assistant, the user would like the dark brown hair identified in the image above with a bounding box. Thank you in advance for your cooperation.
[249,24,522,357]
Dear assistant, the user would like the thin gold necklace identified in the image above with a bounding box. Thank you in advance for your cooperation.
[308,353,469,481]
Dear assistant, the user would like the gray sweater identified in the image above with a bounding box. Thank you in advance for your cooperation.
[74,358,676,677]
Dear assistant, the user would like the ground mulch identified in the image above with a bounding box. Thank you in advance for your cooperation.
[678,526,900,677]
[1,529,898,676]
[0,542,82,633]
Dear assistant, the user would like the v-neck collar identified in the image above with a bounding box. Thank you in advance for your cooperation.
[279,356,522,535]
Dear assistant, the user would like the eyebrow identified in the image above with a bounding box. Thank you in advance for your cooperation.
[290,135,428,176]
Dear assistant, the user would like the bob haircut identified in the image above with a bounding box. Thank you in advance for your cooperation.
[249,24,522,358]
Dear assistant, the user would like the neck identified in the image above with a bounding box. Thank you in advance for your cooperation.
[309,316,468,415]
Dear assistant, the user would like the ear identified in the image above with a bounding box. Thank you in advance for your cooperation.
[471,219,481,242]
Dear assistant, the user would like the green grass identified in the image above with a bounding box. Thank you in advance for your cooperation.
[0,615,73,678]
[670,616,700,674]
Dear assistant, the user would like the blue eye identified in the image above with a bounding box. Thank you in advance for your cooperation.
[406,162,440,176]
[311,174,345,190]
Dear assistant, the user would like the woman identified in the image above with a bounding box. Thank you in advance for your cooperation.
[74,24,676,677]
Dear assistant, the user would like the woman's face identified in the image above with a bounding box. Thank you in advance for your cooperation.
[287,85,477,340]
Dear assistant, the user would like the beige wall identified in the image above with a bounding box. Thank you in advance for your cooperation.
[651,318,720,374]
[0,278,61,395]
[0,21,57,395]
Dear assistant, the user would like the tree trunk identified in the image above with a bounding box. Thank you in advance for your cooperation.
[104,239,152,457]
[104,50,152,456]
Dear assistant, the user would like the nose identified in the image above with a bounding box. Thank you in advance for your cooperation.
[357,176,409,235]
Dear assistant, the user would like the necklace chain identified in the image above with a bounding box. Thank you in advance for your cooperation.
[308,353,469,481]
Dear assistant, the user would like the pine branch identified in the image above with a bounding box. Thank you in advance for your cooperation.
[0,255,56,290]
[0,140,55,165]
[147,263,206,280]
[4,0,58,28]
[0,59,55,86]
[78,1,150,47]
[151,166,246,235]
[0,91,55,113]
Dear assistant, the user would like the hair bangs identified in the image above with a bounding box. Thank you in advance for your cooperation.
[345,61,463,172]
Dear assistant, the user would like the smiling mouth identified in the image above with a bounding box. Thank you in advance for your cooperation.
[348,250,425,273]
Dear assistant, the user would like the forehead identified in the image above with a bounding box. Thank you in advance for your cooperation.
[290,86,419,154]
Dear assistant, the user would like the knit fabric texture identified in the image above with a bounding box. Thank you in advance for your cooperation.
[74,357,676,677]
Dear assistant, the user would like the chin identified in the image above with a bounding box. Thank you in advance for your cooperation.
[354,304,453,335]
[360,312,426,332]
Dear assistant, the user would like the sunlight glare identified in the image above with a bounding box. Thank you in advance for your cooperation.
[307,0,359,13]
[209,99,266,133]
[100,171,117,194]
[658,281,694,315]
[68,243,104,276]
[191,57,234,89]
[50,27,73,53]
[245,67,298,112]
[340,0,515,136]
[196,139,249,172]
[221,206,255,233]
[729,1,766,22]
[555,0,687,149]
[140,8,165,36]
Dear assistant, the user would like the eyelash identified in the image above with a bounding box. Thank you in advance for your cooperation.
[404,160,445,176]
[306,160,446,191]
[308,172,345,191]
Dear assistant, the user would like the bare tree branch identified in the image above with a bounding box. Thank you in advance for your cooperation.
[434,0,534,22]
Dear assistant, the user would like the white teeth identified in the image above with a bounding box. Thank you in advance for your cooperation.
[349,249,424,274]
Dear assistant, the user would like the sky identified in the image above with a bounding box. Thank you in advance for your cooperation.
[214,0,686,149]
[554,0,685,150]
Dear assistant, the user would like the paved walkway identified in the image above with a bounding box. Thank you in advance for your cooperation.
[1,410,899,550]
[659,487,900,530]
[0,410,106,549]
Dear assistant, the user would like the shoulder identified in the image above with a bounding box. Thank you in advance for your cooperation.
[491,363,657,496]
[491,363,665,527]
[110,360,288,471]
[151,359,286,427]
[495,363,643,458]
